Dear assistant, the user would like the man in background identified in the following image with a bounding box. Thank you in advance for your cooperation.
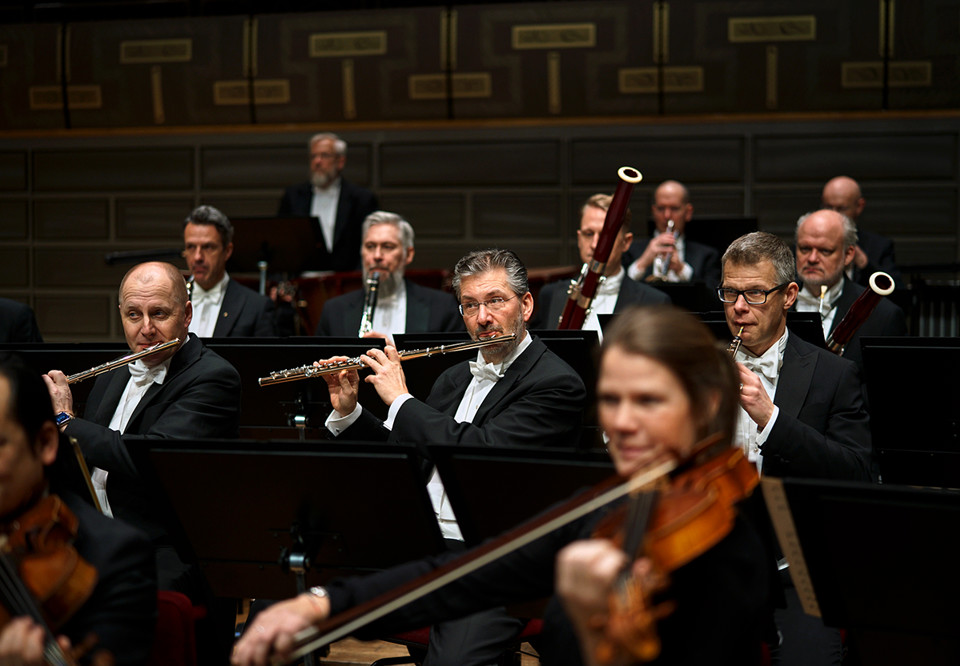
[277,132,379,272]
[0,298,43,342]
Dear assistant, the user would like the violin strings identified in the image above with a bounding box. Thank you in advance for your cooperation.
[0,552,72,665]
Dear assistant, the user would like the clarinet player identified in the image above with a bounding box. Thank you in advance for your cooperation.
[314,211,464,341]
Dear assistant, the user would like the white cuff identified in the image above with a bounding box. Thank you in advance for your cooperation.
[755,405,779,449]
[384,393,414,430]
[325,403,363,436]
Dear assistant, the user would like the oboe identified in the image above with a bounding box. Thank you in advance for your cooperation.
[67,339,182,384]
[259,334,516,386]
[727,326,744,357]
[358,271,381,337]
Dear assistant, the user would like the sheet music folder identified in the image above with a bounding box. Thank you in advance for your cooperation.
[228,216,317,274]
[761,476,960,664]
[127,438,444,600]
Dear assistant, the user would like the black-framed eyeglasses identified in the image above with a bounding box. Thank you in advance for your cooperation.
[458,295,516,317]
[717,282,790,305]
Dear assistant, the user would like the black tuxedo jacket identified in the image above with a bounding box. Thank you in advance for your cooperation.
[621,236,722,286]
[533,274,671,329]
[825,278,907,372]
[315,279,463,336]
[343,336,586,457]
[58,491,157,666]
[209,279,278,337]
[0,298,43,342]
[853,228,901,288]
[67,334,241,545]
[762,332,873,481]
[276,177,379,272]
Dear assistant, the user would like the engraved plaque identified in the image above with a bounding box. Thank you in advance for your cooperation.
[511,23,596,50]
[842,61,932,88]
[408,73,492,99]
[619,66,703,93]
[728,16,816,43]
[29,86,102,110]
[213,80,291,105]
[119,38,193,63]
[308,31,387,57]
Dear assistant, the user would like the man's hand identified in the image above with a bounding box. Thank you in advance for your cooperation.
[320,357,360,416]
[737,363,775,430]
[231,594,328,666]
[632,232,677,276]
[360,347,408,407]
[42,370,74,417]
[361,331,395,347]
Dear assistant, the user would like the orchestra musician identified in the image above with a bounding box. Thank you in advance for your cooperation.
[315,211,464,340]
[183,205,278,338]
[0,298,43,343]
[719,231,874,666]
[0,354,156,665]
[231,306,775,666]
[277,132,379,273]
[620,180,721,286]
[793,209,906,374]
[320,248,587,665]
[41,261,241,598]
[534,193,670,333]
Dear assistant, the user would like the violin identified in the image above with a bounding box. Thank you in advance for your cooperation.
[590,435,759,664]
[0,494,100,666]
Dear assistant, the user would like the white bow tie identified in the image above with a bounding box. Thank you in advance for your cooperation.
[469,360,504,383]
[128,359,167,387]
[739,354,778,382]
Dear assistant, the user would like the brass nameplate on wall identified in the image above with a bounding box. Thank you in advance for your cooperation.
[213,80,291,105]
[619,66,703,93]
[728,16,816,43]
[842,61,931,87]
[120,39,193,64]
[511,23,596,50]
[29,85,102,110]
[409,73,491,99]
[309,31,387,57]
[0,45,7,67]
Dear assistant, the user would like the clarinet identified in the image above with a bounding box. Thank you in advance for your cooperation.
[358,271,381,337]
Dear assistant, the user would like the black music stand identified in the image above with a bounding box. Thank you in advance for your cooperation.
[127,437,445,600]
[861,337,960,488]
[428,444,615,547]
[228,217,319,286]
[683,217,758,255]
[761,476,960,665]
[205,337,388,435]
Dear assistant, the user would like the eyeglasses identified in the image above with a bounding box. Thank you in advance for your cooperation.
[717,283,790,305]
[458,295,517,317]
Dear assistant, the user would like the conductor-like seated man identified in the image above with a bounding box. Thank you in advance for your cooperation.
[42,261,242,595]
[277,132,379,272]
[535,193,670,332]
[322,248,586,665]
[183,205,278,337]
[315,211,463,340]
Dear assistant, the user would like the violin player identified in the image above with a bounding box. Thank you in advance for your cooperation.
[232,305,776,666]
[0,354,156,665]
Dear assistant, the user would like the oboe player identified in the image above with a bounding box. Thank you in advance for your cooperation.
[321,248,586,666]
[315,211,463,342]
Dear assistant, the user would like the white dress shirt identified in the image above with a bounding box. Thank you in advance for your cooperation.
[188,273,228,338]
[796,278,844,340]
[733,329,788,474]
[311,178,342,252]
[629,231,694,282]
[371,280,408,336]
[582,268,624,339]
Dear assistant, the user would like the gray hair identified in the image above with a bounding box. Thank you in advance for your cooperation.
[308,132,346,155]
[362,211,415,252]
[721,232,796,286]
[184,205,233,246]
[452,249,529,301]
[795,210,858,250]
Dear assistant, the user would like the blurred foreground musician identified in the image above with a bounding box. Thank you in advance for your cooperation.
[0,298,43,343]
[793,209,906,374]
[183,205,278,337]
[0,355,156,665]
[315,211,463,340]
[535,194,669,333]
[719,232,873,666]
[232,307,775,666]
[323,248,586,665]
[42,261,241,596]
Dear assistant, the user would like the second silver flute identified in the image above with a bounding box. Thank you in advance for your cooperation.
[260,334,517,386]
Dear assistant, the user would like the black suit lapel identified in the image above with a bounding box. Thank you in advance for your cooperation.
[473,337,544,424]
[126,335,201,429]
[774,334,815,420]
[91,369,132,425]
[828,279,858,337]
[404,282,431,333]
[212,281,242,337]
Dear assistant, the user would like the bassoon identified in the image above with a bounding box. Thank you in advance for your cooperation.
[558,166,643,329]
[826,271,895,355]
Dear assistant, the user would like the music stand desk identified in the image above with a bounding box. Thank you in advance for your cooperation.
[228,217,317,275]
[128,437,444,600]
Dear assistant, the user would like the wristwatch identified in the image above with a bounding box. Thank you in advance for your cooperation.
[55,411,73,428]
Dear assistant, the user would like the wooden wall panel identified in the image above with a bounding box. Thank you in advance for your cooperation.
[34,199,109,239]
[0,23,64,130]
[376,194,466,238]
[33,148,194,191]
[202,196,281,220]
[571,137,744,185]
[473,193,563,240]
[116,198,195,241]
[34,248,131,288]
[0,248,29,287]
[380,140,560,186]
[0,152,28,190]
[35,296,113,337]
[0,201,28,239]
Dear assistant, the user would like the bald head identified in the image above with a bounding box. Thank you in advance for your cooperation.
[118,262,191,364]
[822,176,865,221]
[652,180,693,234]
[119,262,188,307]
